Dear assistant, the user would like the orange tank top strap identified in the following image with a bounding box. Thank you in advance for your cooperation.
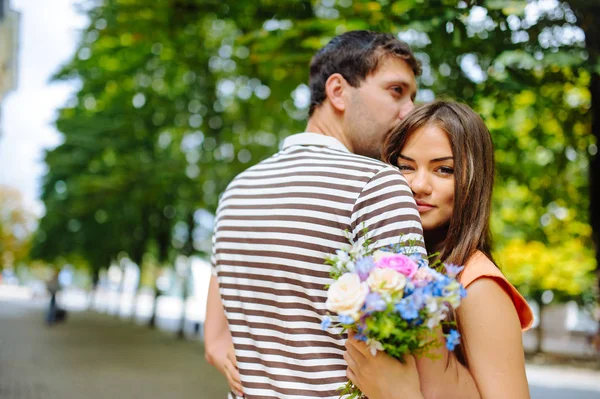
[459,251,534,331]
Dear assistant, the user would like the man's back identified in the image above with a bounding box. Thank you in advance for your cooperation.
[211,133,423,399]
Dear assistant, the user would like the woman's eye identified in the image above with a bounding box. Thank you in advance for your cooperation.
[438,166,454,175]
[398,164,414,171]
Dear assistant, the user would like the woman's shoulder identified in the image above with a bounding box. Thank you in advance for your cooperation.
[459,250,534,331]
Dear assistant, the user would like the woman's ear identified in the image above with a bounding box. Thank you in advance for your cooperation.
[324,73,349,112]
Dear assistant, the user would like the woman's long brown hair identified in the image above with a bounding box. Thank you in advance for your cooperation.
[382,100,497,367]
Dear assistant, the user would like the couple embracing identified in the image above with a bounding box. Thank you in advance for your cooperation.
[205,30,534,399]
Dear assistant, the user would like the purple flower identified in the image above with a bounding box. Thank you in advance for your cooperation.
[321,316,332,330]
[446,329,461,351]
[364,292,387,313]
[444,263,465,277]
[355,257,375,281]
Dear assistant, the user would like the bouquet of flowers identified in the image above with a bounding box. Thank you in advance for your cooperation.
[321,232,466,398]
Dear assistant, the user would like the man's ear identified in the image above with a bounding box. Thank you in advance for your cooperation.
[324,73,349,112]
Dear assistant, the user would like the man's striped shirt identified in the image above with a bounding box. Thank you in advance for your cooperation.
[211,133,425,399]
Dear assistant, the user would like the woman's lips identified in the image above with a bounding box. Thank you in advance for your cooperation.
[415,201,435,213]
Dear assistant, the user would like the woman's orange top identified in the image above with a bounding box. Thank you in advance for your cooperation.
[459,251,534,331]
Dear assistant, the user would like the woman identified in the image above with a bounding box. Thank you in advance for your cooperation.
[344,101,534,399]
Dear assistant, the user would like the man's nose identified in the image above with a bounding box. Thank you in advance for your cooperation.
[398,99,415,120]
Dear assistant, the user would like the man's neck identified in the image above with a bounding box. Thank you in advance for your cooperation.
[305,113,354,153]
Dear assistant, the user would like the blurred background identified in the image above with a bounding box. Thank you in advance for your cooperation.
[0,0,599,398]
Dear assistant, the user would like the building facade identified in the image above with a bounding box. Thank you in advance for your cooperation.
[0,0,19,136]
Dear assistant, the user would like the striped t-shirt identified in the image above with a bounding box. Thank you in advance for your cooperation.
[211,132,425,399]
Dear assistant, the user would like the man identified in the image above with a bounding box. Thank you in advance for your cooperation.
[205,31,425,398]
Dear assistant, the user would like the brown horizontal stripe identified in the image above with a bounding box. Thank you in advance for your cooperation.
[218,225,347,245]
[353,201,421,230]
[281,147,385,166]
[241,367,347,386]
[242,381,343,398]
[238,170,370,183]
[228,319,339,341]
[220,203,352,219]
[237,355,346,373]
[218,260,330,280]
[222,295,326,314]
[219,213,348,230]
[231,330,345,351]
[219,271,325,291]
[218,237,337,254]
[359,168,409,194]
[236,343,344,362]
[230,179,363,193]
[226,190,356,204]
[250,158,381,174]
[221,283,325,303]
[216,249,328,266]
[226,307,323,325]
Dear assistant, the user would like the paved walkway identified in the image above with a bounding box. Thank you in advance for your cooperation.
[1,289,600,399]
[0,296,229,399]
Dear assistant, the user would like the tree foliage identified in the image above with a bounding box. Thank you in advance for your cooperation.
[31,0,597,303]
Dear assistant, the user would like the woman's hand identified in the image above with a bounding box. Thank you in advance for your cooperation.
[344,330,424,399]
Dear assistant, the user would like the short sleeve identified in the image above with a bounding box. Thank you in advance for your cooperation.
[461,252,534,331]
[351,166,426,257]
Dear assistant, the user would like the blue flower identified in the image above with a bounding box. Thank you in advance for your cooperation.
[364,292,387,313]
[410,254,428,268]
[445,329,461,351]
[321,316,332,330]
[395,298,420,320]
[459,285,467,299]
[339,314,355,325]
[355,257,375,281]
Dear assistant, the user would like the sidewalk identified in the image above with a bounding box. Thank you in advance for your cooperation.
[1,291,600,399]
[0,296,229,399]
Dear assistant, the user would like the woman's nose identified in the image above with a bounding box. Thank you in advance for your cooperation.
[409,171,432,196]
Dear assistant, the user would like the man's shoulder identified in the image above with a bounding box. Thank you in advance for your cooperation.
[224,148,404,191]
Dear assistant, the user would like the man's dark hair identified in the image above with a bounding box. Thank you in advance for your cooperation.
[308,30,421,117]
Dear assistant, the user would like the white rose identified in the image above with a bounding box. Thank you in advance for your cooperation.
[372,250,393,263]
[367,267,406,294]
[326,273,369,317]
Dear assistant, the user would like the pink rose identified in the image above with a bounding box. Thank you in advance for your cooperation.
[375,253,418,278]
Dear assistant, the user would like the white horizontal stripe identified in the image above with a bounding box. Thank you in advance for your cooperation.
[216,220,347,240]
[352,196,420,223]
[237,349,346,368]
[217,241,331,259]
[230,325,342,346]
[218,230,348,249]
[225,185,360,200]
[221,289,328,309]
[220,276,329,298]
[218,265,332,287]
[239,361,346,382]
[229,173,367,188]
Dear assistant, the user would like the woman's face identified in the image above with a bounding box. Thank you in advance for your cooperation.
[397,124,455,231]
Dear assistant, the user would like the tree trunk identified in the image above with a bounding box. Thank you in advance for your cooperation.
[176,265,190,340]
[535,300,545,354]
[148,266,161,328]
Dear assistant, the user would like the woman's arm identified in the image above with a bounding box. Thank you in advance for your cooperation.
[456,277,531,398]
[414,327,481,399]
[204,276,244,397]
